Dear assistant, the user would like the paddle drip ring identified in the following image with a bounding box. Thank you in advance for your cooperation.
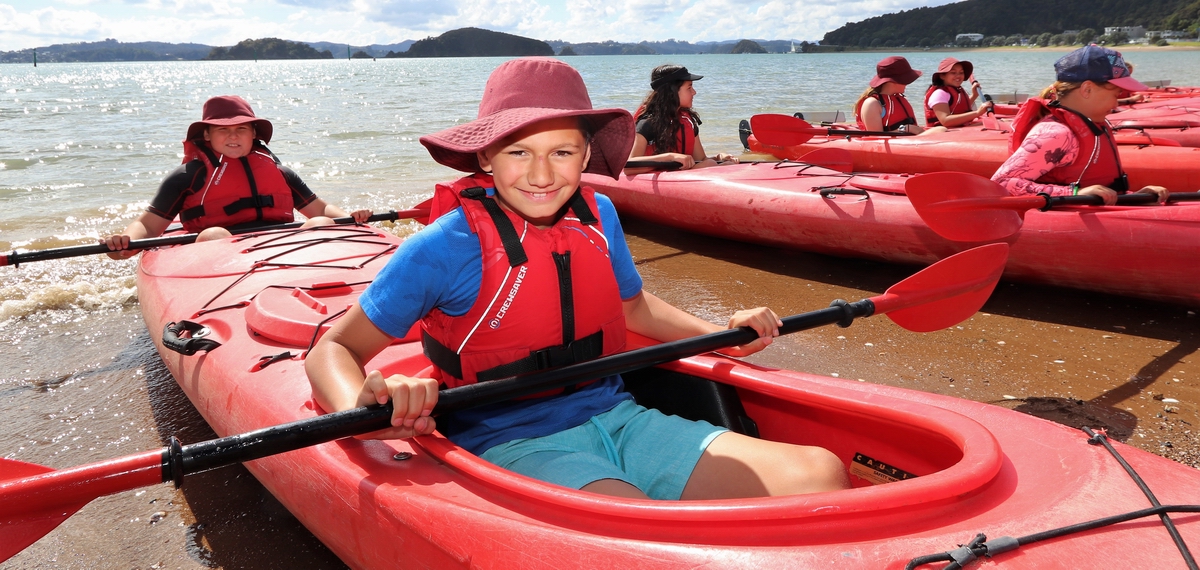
[829,299,857,328]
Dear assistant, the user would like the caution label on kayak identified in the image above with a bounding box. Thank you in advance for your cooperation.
[850,453,918,485]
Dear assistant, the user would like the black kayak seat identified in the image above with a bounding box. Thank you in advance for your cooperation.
[621,367,759,438]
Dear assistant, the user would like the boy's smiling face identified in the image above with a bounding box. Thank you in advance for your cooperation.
[204,123,256,159]
[478,117,591,228]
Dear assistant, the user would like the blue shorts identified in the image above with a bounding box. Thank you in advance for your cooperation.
[479,400,727,500]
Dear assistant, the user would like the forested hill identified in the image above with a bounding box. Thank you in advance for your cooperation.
[822,0,1200,47]
[0,39,211,63]
[205,38,333,60]
[393,28,553,58]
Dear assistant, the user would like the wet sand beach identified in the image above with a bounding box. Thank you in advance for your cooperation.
[2,217,1197,569]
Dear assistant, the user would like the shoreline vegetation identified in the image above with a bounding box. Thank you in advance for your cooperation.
[871,43,1200,52]
[2,27,1198,64]
[3,37,1196,65]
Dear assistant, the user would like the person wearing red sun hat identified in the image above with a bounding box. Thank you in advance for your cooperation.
[101,95,371,259]
[307,58,851,501]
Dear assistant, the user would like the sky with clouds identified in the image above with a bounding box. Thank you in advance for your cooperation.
[0,0,960,51]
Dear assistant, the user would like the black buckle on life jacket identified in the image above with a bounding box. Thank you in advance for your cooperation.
[1110,174,1130,193]
[475,330,604,382]
[425,330,606,384]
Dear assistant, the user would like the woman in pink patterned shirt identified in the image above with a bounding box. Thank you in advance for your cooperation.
[991,46,1168,205]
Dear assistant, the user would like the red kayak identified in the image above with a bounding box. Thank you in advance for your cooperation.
[582,162,1200,307]
[748,122,1200,191]
[8,224,1198,567]
[1109,104,1200,147]
[89,224,1197,568]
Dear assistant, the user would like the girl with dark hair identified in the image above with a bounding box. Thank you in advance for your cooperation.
[627,65,737,171]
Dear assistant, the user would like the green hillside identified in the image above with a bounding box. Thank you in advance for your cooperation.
[205,38,333,60]
[821,0,1200,48]
[394,28,553,58]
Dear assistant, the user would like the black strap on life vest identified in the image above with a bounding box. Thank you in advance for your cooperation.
[239,155,264,222]
[179,204,204,223]
[461,186,528,266]
[564,189,598,225]
[222,195,275,216]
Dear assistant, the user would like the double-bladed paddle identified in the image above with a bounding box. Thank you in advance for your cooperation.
[1,208,430,267]
[0,242,1008,561]
[906,171,1197,241]
[749,114,916,147]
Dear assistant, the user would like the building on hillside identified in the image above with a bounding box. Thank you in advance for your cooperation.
[1104,26,1146,39]
[955,33,984,42]
[1151,30,1195,39]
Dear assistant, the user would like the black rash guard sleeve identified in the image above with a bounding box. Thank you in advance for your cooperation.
[145,161,319,220]
[147,161,206,221]
[634,117,656,146]
[281,166,318,210]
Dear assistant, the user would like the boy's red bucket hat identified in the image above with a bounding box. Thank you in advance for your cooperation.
[186,95,274,143]
[420,58,634,179]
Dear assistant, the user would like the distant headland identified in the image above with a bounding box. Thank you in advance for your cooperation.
[3,0,1197,66]
[0,29,797,64]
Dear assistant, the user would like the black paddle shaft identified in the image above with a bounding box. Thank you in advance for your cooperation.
[825,128,916,138]
[624,160,683,171]
[2,210,412,267]
[1041,191,1200,210]
[166,299,876,483]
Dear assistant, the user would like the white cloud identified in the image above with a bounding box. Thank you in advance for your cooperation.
[0,5,111,38]
[169,0,244,17]
[367,1,460,29]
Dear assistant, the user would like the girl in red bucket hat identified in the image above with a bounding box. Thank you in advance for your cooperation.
[101,95,371,258]
[854,56,927,134]
[993,46,1168,205]
[307,57,849,501]
[922,58,993,128]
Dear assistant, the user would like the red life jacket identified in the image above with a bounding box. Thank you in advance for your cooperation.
[1009,99,1126,190]
[178,140,295,233]
[420,175,628,391]
[923,85,973,127]
[855,92,917,132]
[639,109,698,155]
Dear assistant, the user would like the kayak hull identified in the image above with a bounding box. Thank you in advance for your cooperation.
[748,126,1200,191]
[135,226,1200,569]
[582,163,1200,307]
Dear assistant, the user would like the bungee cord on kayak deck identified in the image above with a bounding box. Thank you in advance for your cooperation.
[192,225,397,311]
[906,426,1200,570]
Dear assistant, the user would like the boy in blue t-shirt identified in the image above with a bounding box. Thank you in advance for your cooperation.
[306,58,849,500]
